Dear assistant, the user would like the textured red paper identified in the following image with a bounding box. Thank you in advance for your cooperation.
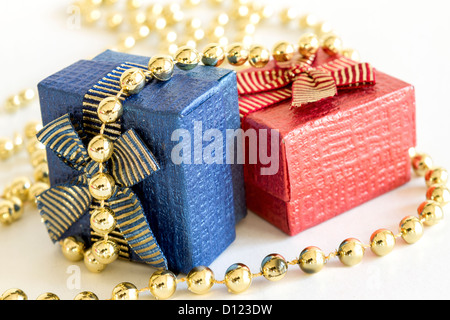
[241,69,416,236]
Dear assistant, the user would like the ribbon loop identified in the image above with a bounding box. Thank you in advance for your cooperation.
[110,129,160,187]
[36,114,90,172]
[237,50,376,117]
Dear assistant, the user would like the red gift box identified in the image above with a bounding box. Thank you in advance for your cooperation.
[239,49,416,236]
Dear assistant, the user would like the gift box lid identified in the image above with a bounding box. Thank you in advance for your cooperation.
[37,50,247,273]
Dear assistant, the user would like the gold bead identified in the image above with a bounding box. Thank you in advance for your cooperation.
[148,55,175,81]
[248,45,270,68]
[84,248,107,273]
[216,13,229,26]
[24,121,43,139]
[118,34,136,51]
[272,41,295,62]
[0,199,15,225]
[26,138,45,155]
[338,238,365,266]
[279,7,297,24]
[226,43,249,66]
[106,12,124,29]
[74,291,99,300]
[28,182,50,204]
[298,33,320,58]
[120,68,146,94]
[90,207,116,235]
[174,46,201,71]
[149,270,177,300]
[34,162,50,184]
[61,237,85,262]
[186,266,215,295]
[88,135,114,163]
[8,196,23,221]
[342,48,361,62]
[0,288,27,300]
[399,216,424,244]
[425,167,448,187]
[298,246,326,274]
[201,43,225,67]
[98,97,123,124]
[92,239,119,265]
[315,21,333,35]
[30,149,47,168]
[4,95,22,113]
[322,35,343,56]
[0,138,15,160]
[261,254,288,281]
[127,0,142,10]
[426,185,450,205]
[12,132,24,153]
[417,200,444,226]
[7,177,32,202]
[224,263,252,294]
[88,172,116,201]
[411,153,434,176]
[299,13,319,28]
[36,292,60,300]
[112,282,139,300]
[370,229,396,256]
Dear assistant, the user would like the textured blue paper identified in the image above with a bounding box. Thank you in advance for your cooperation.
[37,50,247,273]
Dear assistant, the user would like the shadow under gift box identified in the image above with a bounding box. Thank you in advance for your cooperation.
[37,50,247,274]
[241,51,416,236]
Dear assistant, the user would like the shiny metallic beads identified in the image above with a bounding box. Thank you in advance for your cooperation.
[370,229,396,256]
[272,41,295,62]
[149,270,178,300]
[88,135,114,163]
[248,45,270,68]
[90,207,117,235]
[112,282,140,300]
[120,68,147,94]
[226,43,249,66]
[148,55,175,81]
[261,254,288,281]
[97,97,123,124]
[61,237,85,262]
[338,238,365,266]
[224,263,252,294]
[88,172,116,201]
[201,43,225,67]
[298,246,326,274]
[91,239,120,265]
[186,266,215,294]
[399,216,424,244]
[174,46,201,70]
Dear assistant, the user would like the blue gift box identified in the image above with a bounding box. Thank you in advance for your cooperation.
[37,50,247,274]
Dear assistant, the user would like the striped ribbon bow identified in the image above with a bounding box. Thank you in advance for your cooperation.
[36,114,168,269]
[237,51,376,117]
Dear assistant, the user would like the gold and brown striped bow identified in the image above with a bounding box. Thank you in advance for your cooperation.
[237,49,376,118]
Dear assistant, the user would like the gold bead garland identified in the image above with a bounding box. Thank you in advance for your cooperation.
[71,0,357,61]
[1,148,448,300]
[0,113,50,226]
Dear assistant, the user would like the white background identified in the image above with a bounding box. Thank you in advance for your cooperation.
[0,0,449,300]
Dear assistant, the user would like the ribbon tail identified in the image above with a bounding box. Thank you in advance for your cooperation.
[110,129,160,187]
[36,178,92,243]
[109,187,168,270]
[291,71,338,108]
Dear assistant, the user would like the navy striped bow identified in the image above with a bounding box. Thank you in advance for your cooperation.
[36,114,168,269]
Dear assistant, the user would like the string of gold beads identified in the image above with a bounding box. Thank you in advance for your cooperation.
[71,0,354,60]
[2,88,36,114]
[0,121,50,226]
[3,149,446,300]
